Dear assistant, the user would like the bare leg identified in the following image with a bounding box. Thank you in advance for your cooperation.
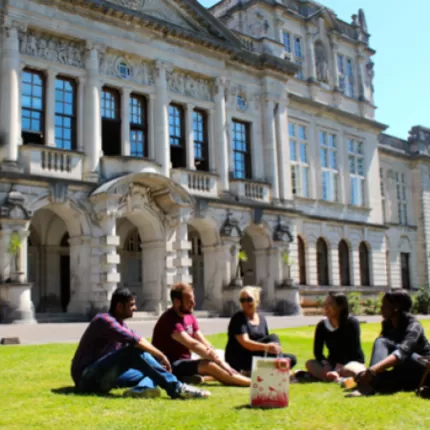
[305,359,333,382]
[340,361,366,379]
[198,361,251,387]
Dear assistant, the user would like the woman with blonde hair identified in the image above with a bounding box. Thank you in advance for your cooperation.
[224,287,297,376]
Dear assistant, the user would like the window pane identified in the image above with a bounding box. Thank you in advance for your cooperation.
[232,121,250,178]
[300,143,307,163]
[290,140,297,161]
[283,32,291,52]
[319,131,326,146]
[320,148,328,168]
[289,123,295,137]
[357,158,364,176]
[329,151,337,170]
[328,134,336,148]
[298,126,306,140]
[348,155,356,173]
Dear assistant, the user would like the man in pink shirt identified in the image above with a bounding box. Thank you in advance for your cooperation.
[152,283,250,387]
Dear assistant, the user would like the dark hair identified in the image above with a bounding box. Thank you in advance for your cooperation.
[384,289,412,314]
[109,288,135,314]
[170,283,192,303]
[328,292,349,322]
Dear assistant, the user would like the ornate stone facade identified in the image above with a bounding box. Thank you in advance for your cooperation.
[166,70,213,101]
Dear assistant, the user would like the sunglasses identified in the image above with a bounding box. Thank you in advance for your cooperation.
[240,297,254,304]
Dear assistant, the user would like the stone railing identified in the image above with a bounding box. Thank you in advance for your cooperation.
[230,178,271,203]
[171,169,219,198]
[100,156,162,180]
[20,145,84,180]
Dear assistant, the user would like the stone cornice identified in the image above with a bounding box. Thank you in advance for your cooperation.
[288,93,387,132]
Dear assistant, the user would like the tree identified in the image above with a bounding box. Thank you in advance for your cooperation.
[236,249,248,280]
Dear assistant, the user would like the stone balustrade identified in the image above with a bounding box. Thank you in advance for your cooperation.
[20,145,84,180]
[100,156,162,180]
[230,178,271,203]
[171,169,219,198]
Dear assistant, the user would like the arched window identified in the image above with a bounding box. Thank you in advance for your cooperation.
[298,236,306,285]
[316,238,329,286]
[123,229,142,283]
[359,242,370,286]
[338,240,350,286]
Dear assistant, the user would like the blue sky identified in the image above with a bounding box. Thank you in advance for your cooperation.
[199,0,430,140]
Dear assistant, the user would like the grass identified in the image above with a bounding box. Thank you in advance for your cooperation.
[1,322,430,430]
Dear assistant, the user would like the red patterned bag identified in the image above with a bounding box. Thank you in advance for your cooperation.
[250,357,290,409]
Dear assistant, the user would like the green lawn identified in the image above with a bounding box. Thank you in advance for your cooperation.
[1,322,430,430]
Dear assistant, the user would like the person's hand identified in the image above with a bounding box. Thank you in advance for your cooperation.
[158,354,172,373]
[334,364,344,373]
[267,342,282,355]
[326,371,340,382]
[206,347,219,362]
[356,368,374,386]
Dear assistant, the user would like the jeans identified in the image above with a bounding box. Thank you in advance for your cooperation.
[369,337,426,393]
[78,346,181,398]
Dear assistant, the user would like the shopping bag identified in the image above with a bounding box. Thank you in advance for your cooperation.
[249,356,290,409]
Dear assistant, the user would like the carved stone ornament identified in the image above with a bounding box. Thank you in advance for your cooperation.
[273,216,293,243]
[365,60,375,92]
[220,211,242,238]
[315,41,329,84]
[0,191,30,220]
[19,30,85,69]
[166,70,213,101]
[99,52,155,86]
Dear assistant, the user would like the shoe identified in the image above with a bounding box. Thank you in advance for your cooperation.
[177,383,211,399]
[123,387,161,399]
[181,375,204,385]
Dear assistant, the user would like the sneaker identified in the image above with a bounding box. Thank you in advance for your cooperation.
[177,383,211,399]
[123,387,161,399]
[181,375,205,386]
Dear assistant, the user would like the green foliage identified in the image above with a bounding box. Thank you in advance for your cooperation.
[347,292,363,316]
[238,250,248,263]
[281,251,294,267]
[315,296,325,308]
[363,293,384,316]
[412,287,430,315]
[7,232,21,256]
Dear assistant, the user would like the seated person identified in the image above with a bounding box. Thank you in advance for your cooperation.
[304,292,366,382]
[71,287,210,399]
[225,287,297,376]
[152,283,250,387]
[350,289,430,397]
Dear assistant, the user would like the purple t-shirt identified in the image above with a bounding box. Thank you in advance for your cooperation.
[152,308,199,363]
[71,313,141,385]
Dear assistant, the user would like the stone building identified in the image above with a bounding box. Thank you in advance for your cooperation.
[0,0,424,322]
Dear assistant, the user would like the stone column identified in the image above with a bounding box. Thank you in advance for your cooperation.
[77,77,85,152]
[306,28,317,81]
[185,103,195,170]
[207,108,216,173]
[68,236,92,314]
[356,49,367,101]
[45,69,57,147]
[350,246,360,287]
[265,248,279,308]
[275,97,292,202]
[330,38,340,90]
[154,61,170,176]
[214,78,229,191]
[0,24,21,168]
[308,240,318,286]
[263,96,280,201]
[202,244,224,311]
[0,228,12,282]
[141,240,166,314]
[83,44,102,180]
[330,246,340,287]
[121,87,131,156]
[147,94,155,160]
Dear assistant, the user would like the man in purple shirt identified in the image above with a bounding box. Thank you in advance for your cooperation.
[152,283,250,387]
[71,288,210,399]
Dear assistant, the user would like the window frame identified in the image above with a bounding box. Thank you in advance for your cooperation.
[289,121,309,198]
[395,172,408,225]
[101,87,121,121]
[129,93,147,158]
[192,109,209,172]
[231,119,252,180]
[54,76,77,151]
[337,54,355,98]
[319,130,339,202]
[168,103,185,148]
[347,138,365,207]
[21,68,46,145]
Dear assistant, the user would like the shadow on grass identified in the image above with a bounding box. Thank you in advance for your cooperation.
[51,386,121,398]
[234,404,286,411]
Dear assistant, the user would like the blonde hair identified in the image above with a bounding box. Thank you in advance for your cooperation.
[239,286,262,307]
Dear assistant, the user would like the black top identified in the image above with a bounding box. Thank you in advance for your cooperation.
[381,313,430,362]
[314,316,365,366]
[225,311,269,358]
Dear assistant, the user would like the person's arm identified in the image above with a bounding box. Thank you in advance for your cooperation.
[345,318,364,362]
[193,330,213,350]
[135,338,172,372]
[171,330,217,360]
[313,322,326,363]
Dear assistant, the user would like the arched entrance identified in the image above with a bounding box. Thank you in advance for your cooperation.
[316,238,329,286]
[338,240,350,286]
[298,236,307,285]
[359,242,371,286]
[188,226,204,310]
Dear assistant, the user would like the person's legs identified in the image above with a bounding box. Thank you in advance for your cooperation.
[369,337,396,366]
[305,359,333,381]
[339,361,366,379]
[197,360,251,387]
[115,369,161,398]
[171,360,204,385]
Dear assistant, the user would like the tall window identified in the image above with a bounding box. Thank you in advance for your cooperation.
[289,122,309,198]
[283,31,291,53]
[316,238,329,286]
[193,110,209,171]
[359,242,370,286]
[129,94,146,157]
[55,78,76,150]
[22,70,45,145]
[294,36,304,79]
[337,54,354,98]
[232,120,251,179]
[348,139,365,206]
[101,87,121,156]
[169,104,186,168]
[380,168,386,223]
[298,236,307,285]
[319,131,339,202]
[401,252,411,290]
[339,240,351,286]
[395,173,408,225]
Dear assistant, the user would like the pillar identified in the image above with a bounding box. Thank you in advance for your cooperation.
[83,45,102,180]
[186,103,195,170]
[264,248,278,307]
[214,77,229,191]
[207,108,216,173]
[154,61,170,176]
[77,77,85,152]
[350,246,360,287]
[45,69,57,147]
[202,244,224,311]
[0,228,12,282]
[147,94,155,160]
[121,87,131,156]
[308,240,318,286]
[330,246,340,287]
[306,28,317,81]
[330,37,340,90]
[0,24,21,168]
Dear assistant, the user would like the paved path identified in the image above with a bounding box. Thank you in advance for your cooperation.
[4,315,430,345]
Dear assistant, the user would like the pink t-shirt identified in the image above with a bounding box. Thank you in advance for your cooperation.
[152,308,199,363]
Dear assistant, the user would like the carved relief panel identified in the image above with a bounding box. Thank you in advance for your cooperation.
[19,30,85,68]
[166,70,213,101]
